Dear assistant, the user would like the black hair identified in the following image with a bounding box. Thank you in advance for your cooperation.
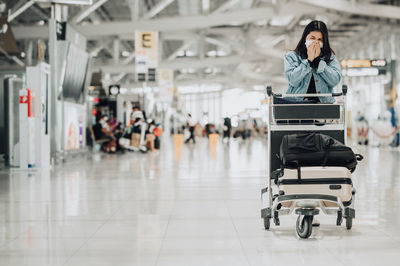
[294,20,334,63]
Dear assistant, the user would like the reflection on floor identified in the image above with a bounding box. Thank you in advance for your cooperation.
[0,136,400,266]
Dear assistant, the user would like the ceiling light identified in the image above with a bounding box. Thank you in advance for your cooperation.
[269,15,294,26]
[185,50,196,57]
[217,50,227,57]
[187,68,196,74]
[230,21,242,26]
[204,68,212,74]
[206,50,217,57]
[122,51,130,57]
[255,19,268,26]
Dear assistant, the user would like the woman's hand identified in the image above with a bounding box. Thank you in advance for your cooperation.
[314,41,321,58]
[307,41,316,62]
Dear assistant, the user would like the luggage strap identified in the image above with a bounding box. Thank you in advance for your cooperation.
[322,138,334,167]
[294,161,302,182]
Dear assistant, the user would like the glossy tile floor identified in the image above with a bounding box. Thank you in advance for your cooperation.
[1,137,400,266]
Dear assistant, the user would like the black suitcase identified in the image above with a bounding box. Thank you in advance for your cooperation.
[280,133,363,172]
[154,137,160,150]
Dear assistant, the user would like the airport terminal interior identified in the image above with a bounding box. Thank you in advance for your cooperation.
[1,0,400,265]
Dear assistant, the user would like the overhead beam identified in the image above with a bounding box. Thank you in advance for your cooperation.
[75,4,322,36]
[166,39,197,61]
[0,47,25,67]
[113,51,136,83]
[127,0,140,21]
[89,39,112,56]
[72,0,110,24]
[94,53,272,74]
[141,0,175,20]
[122,52,136,64]
[213,0,239,14]
[30,4,50,20]
[7,0,36,23]
[13,4,321,39]
[10,0,29,13]
[299,0,400,20]
[175,75,287,87]
[205,37,231,52]
[12,25,202,41]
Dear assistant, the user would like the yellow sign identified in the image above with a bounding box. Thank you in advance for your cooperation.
[340,59,371,68]
[135,31,158,71]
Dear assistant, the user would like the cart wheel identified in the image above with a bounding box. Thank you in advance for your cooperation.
[346,217,353,230]
[264,218,271,230]
[296,215,313,239]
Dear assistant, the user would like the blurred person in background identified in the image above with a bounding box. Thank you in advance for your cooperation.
[223,117,232,142]
[146,120,156,151]
[131,106,144,149]
[153,123,163,150]
[185,113,196,144]
[92,115,116,153]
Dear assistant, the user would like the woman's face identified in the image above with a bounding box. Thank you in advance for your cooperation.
[306,31,323,42]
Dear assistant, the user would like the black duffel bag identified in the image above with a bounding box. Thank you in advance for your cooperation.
[280,133,363,172]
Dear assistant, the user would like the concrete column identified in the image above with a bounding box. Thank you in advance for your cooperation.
[26,40,33,66]
[113,39,120,65]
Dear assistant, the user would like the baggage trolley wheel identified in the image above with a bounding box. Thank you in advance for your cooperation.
[346,217,353,230]
[336,211,343,226]
[296,215,313,239]
[264,217,271,230]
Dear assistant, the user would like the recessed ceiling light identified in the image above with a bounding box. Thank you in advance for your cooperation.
[206,50,217,57]
[122,51,130,57]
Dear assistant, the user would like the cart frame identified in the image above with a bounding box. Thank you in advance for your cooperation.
[261,85,356,238]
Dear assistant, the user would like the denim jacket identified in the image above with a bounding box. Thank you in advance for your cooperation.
[284,51,341,103]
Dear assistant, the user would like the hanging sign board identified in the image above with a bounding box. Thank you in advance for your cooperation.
[340,59,387,68]
[135,31,159,82]
[158,69,174,103]
[340,59,371,68]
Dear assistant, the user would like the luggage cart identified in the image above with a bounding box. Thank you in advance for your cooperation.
[261,85,356,239]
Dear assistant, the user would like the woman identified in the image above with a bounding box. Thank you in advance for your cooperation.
[284,20,341,103]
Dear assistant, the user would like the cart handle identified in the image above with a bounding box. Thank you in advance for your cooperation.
[266,85,348,98]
